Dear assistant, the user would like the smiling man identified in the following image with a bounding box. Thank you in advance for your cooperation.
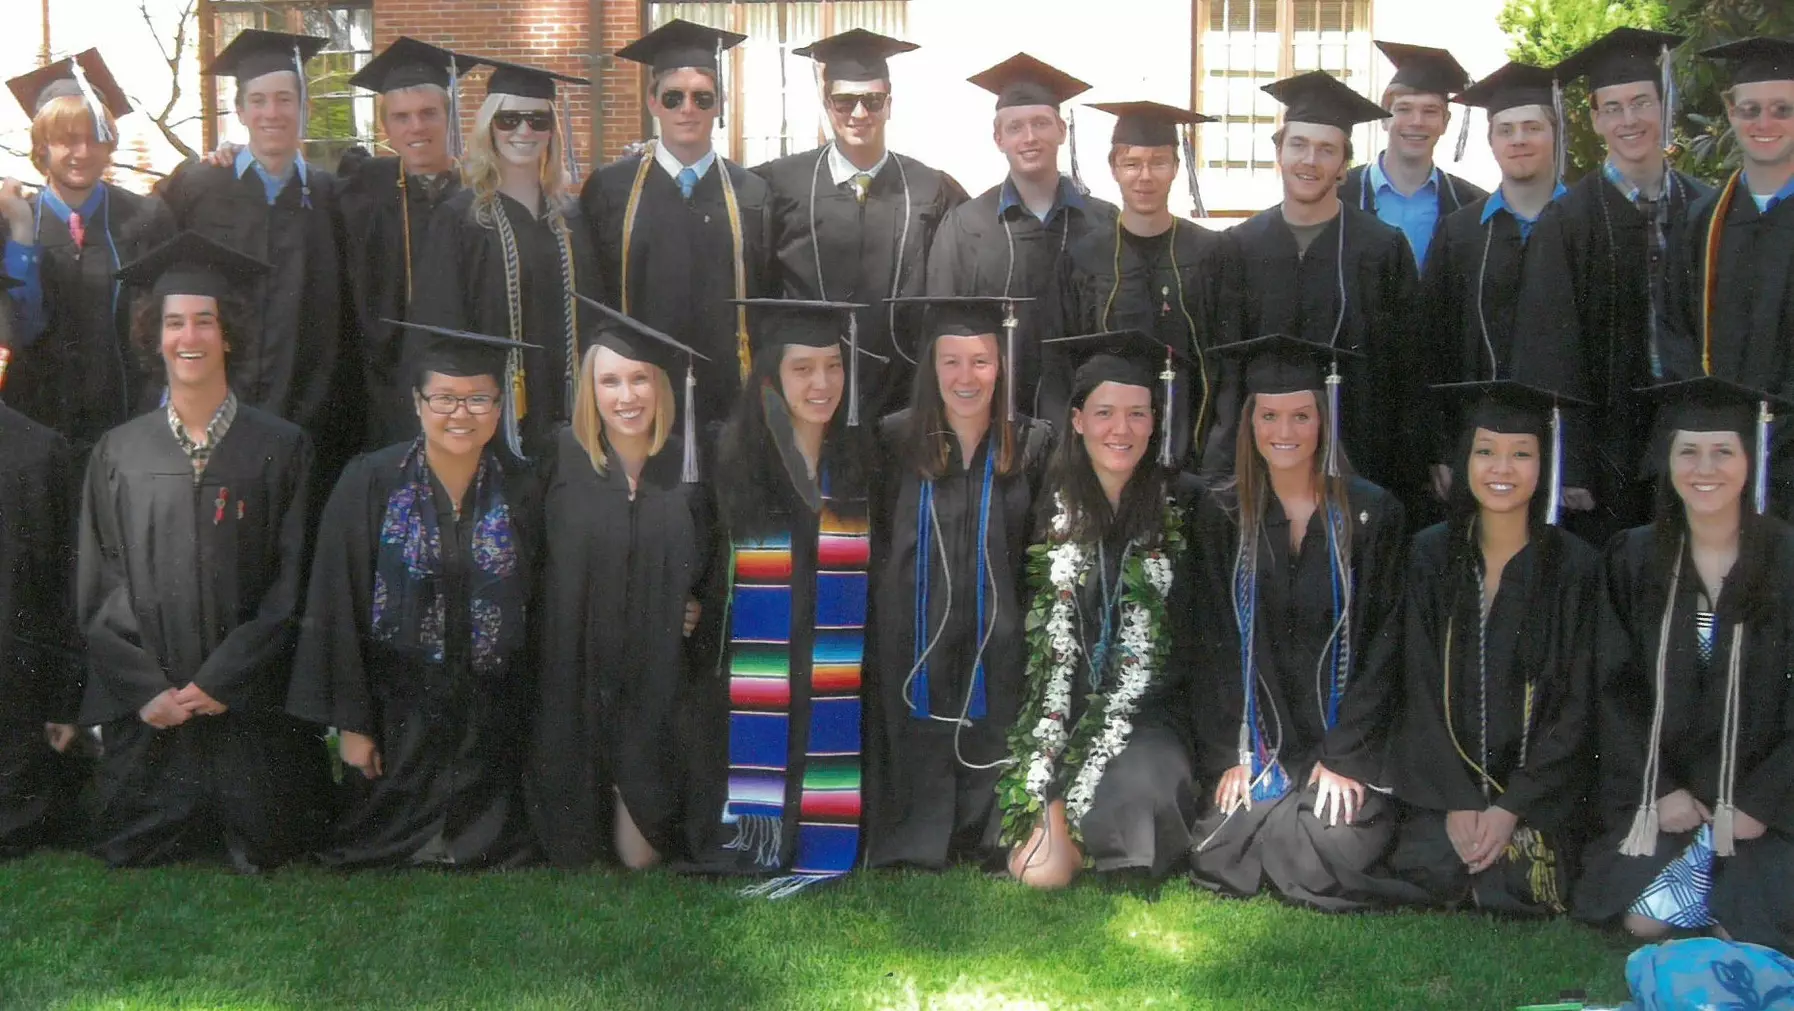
[924,53,1116,415]
[754,28,967,420]
[1339,42,1487,270]
[2,50,174,458]
[583,19,774,427]
[1669,36,1794,518]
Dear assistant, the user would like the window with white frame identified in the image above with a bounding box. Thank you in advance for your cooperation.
[210,0,375,167]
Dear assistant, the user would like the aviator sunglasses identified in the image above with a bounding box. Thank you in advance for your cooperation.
[659,88,717,111]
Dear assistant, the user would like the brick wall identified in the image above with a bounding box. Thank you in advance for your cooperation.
[375,0,647,170]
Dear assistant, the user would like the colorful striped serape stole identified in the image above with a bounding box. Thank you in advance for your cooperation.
[723,498,870,897]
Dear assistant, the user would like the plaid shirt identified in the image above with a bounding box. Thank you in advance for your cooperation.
[1604,160,1673,379]
[167,391,239,482]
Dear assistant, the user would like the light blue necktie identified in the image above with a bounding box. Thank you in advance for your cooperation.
[677,166,698,200]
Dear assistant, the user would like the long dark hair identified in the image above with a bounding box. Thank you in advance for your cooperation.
[715,342,872,535]
[902,332,1019,479]
[1648,427,1776,627]
[1045,378,1172,546]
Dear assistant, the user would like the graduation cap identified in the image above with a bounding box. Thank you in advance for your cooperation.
[350,38,484,159]
[969,53,1090,111]
[1263,70,1390,134]
[8,49,130,145]
[1454,61,1555,116]
[728,298,877,427]
[1376,41,1473,97]
[115,230,269,302]
[483,57,589,101]
[1431,380,1589,525]
[886,295,1032,420]
[1209,334,1366,477]
[793,29,919,84]
[389,319,542,457]
[1557,27,1684,92]
[615,18,747,75]
[1046,328,1193,467]
[1087,101,1218,217]
[576,294,712,482]
[206,28,328,85]
[1638,375,1791,514]
[1699,36,1794,86]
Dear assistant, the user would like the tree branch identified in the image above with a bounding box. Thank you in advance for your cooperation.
[133,0,200,161]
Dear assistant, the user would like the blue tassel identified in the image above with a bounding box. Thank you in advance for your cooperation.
[1755,400,1771,515]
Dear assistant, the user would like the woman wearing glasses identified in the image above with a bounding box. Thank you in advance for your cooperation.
[582,20,776,428]
[411,58,602,462]
[288,324,544,869]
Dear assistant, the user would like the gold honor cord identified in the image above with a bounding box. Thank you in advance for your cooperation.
[620,141,752,380]
[1701,170,1742,376]
[399,166,413,304]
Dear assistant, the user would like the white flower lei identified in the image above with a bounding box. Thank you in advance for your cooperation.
[1020,494,1176,830]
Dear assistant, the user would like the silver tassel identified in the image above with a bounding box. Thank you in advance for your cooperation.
[448,56,463,160]
[715,40,726,131]
[846,311,861,427]
[1453,95,1472,162]
[1067,107,1086,195]
[1158,347,1176,468]
[294,43,309,145]
[682,363,699,483]
[1755,400,1771,515]
[1546,404,1564,526]
[560,100,579,185]
[68,59,114,144]
[1002,298,1018,423]
[1324,364,1343,478]
[1551,78,1567,183]
[1181,123,1206,219]
[1661,44,1679,154]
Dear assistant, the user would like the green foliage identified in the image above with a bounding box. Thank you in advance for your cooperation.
[1666,0,1794,179]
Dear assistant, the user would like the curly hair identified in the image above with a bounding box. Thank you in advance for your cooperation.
[128,291,246,385]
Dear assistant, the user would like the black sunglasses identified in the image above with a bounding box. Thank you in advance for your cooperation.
[492,110,555,132]
[827,92,889,115]
[660,89,717,111]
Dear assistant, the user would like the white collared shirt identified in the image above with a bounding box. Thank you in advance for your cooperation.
[654,141,716,184]
[827,143,890,187]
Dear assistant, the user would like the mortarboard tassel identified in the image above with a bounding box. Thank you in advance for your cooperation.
[294,43,309,146]
[1068,106,1086,195]
[502,349,526,460]
[1661,44,1680,156]
[448,56,464,160]
[561,100,580,185]
[1453,87,1473,162]
[715,39,726,131]
[67,59,115,144]
[1754,399,1771,515]
[1181,122,1206,219]
[682,361,700,483]
[846,310,861,427]
[1551,78,1567,183]
[1324,362,1343,479]
[1158,346,1176,468]
[1546,403,1564,526]
[1002,298,1018,423]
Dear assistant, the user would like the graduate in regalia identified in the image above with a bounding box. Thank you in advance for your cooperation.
[864,296,1053,870]
[287,322,543,869]
[411,58,601,462]
[1515,29,1705,546]
[1339,42,1487,271]
[338,38,483,449]
[924,54,1116,416]
[688,298,874,895]
[1188,335,1408,911]
[583,20,775,428]
[77,232,329,870]
[527,300,714,870]
[1666,37,1794,521]
[1227,73,1421,504]
[753,30,967,421]
[159,30,358,483]
[1575,377,1794,954]
[2,49,174,458]
[1049,100,1241,471]
[0,286,86,856]
[997,329,1203,889]
[1384,381,1600,915]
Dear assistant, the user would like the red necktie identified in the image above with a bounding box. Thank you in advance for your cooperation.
[67,212,85,250]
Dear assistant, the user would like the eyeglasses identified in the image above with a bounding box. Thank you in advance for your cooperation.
[1729,100,1794,122]
[422,393,499,415]
[660,89,717,111]
[827,92,889,115]
[1596,95,1662,118]
[492,110,555,132]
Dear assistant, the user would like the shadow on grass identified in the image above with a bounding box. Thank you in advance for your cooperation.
[0,853,1631,1010]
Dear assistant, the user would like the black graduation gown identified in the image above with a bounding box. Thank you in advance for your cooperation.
[527,428,711,866]
[1187,478,1408,910]
[0,405,84,856]
[1226,207,1421,502]
[923,180,1118,416]
[1419,198,1545,385]
[582,154,775,428]
[337,156,462,449]
[157,161,358,474]
[864,412,1052,869]
[1667,182,1794,519]
[410,190,602,461]
[1514,170,1709,544]
[76,404,329,869]
[754,147,968,418]
[1574,523,1794,952]
[1385,524,1601,913]
[7,187,173,457]
[1340,163,1488,232]
[1048,221,1245,470]
[287,441,541,869]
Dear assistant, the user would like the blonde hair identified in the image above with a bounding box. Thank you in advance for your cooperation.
[1228,390,1354,559]
[30,94,118,172]
[570,342,675,475]
[461,91,573,221]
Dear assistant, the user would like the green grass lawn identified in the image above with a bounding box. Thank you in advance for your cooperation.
[0,852,1633,1010]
